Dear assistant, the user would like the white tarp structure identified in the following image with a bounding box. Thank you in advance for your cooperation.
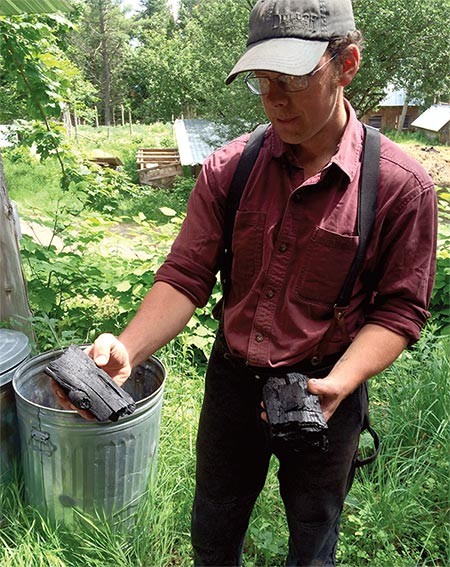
[379,86,421,108]
[0,0,73,340]
[0,155,35,340]
[411,104,450,133]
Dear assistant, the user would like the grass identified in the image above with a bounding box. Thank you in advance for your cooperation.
[381,128,440,146]
[4,152,64,216]
[338,333,449,566]
[1,335,448,566]
[3,125,194,226]
[72,123,176,156]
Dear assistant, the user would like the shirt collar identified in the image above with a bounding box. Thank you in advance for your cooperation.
[267,100,364,183]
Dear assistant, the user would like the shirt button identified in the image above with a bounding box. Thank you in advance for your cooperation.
[266,289,275,299]
[278,243,288,253]
[255,333,264,343]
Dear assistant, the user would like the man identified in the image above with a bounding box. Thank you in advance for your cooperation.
[60,0,437,564]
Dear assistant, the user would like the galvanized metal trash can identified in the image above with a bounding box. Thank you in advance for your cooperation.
[0,329,31,482]
[13,347,166,529]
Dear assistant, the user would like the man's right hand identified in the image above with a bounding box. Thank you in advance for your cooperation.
[50,334,132,420]
[84,333,132,387]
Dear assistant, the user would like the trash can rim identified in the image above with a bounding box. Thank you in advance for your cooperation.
[12,347,166,417]
[0,329,31,387]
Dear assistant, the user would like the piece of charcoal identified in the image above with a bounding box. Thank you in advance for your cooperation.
[262,372,328,450]
[45,345,136,422]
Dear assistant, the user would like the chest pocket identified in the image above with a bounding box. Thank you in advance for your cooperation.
[296,226,359,306]
[231,211,266,296]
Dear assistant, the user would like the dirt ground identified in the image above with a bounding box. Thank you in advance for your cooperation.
[399,142,450,188]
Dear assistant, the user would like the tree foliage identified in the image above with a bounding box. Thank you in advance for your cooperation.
[178,0,265,128]
[138,0,171,19]
[1,0,449,127]
[122,0,450,126]
[0,14,74,122]
[123,0,264,128]
[66,0,134,126]
[122,22,185,122]
[350,0,450,116]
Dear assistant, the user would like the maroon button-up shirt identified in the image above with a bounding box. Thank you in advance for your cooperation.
[155,102,437,367]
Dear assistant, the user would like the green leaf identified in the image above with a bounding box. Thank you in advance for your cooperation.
[132,283,144,296]
[134,212,147,222]
[116,281,132,292]
[159,207,176,217]
[193,325,210,337]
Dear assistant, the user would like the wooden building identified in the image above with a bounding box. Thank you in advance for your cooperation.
[361,88,421,132]
[411,104,450,144]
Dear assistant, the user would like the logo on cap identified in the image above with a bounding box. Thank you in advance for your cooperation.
[272,11,320,33]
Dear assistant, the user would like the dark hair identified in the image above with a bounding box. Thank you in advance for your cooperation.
[327,30,364,58]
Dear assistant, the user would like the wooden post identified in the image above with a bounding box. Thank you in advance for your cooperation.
[128,108,133,136]
[0,152,35,342]
[63,107,72,138]
[95,105,99,128]
[398,95,410,132]
[121,104,125,126]
[73,107,79,141]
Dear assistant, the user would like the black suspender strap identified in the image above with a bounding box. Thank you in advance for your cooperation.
[220,123,269,302]
[311,124,380,365]
[335,125,380,310]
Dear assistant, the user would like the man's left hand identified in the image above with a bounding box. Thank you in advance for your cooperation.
[307,377,348,422]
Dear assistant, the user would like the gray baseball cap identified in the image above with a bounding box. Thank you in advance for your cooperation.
[226,0,355,84]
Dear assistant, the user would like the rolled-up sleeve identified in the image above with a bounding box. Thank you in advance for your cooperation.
[155,141,244,307]
[366,176,437,343]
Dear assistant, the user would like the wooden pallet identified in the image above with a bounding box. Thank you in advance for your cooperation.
[136,148,180,170]
[136,148,183,187]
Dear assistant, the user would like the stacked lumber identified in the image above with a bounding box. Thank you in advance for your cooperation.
[136,148,183,187]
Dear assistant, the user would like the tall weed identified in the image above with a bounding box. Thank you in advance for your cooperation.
[339,332,449,565]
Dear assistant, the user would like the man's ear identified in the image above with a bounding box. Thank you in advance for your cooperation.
[339,45,360,87]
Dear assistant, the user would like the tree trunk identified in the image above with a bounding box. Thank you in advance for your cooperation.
[0,152,35,342]
[397,95,410,132]
[73,106,79,140]
[99,0,111,128]
[63,107,72,138]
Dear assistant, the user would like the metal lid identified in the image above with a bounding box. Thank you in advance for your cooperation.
[0,329,31,385]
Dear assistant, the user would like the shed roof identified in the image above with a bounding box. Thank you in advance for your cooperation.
[411,104,450,132]
[174,119,231,166]
[379,88,408,107]
[379,86,421,107]
[0,0,73,15]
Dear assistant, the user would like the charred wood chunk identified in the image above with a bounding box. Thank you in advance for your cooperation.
[45,345,135,422]
[262,372,328,450]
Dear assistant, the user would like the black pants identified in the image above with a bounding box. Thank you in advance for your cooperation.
[191,333,368,566]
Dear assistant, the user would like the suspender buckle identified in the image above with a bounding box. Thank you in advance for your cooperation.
[333,305,349,321]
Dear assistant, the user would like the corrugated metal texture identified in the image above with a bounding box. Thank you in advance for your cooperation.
[174,119,231,166]
[411,104,450,132]
[379,86,422,107]
[0,0,73,15]
[380,88,408,107]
